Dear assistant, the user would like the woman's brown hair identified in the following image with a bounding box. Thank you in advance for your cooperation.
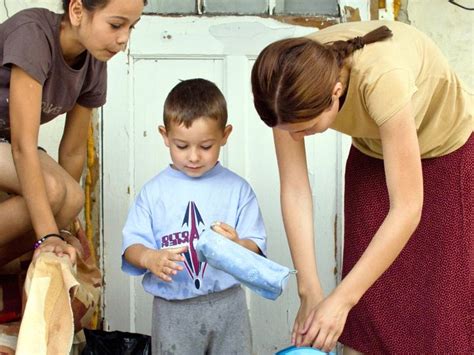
[251,26,392,127]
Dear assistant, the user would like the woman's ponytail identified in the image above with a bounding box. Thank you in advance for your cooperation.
[330,25,393,66]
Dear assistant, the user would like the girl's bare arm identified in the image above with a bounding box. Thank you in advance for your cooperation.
[9,65,58,238]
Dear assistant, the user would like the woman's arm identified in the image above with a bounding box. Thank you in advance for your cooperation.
[335,103,423,304]
[301,102,423,351]
[59,103,92,182]
[273,128,323,297]
[273,128,325,343]
[9,65,58,238]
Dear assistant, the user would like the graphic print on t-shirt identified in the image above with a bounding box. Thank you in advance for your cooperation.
[161,201,207,289]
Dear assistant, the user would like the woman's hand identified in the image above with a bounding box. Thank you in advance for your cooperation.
[143,246,187,282]
[292,292,324,346]
[33,236,77,265]
[298,291,353,352]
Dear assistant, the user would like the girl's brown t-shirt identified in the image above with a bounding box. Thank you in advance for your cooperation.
[0,8,107,136]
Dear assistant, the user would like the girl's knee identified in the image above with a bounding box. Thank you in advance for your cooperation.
[65,181,85,216]
[43,172,67,212]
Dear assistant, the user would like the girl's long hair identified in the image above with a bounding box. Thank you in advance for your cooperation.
[62,0,148,13]
[251,26,392,127]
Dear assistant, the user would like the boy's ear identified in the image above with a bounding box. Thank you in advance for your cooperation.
[158,125,170,147]
[221,124,233,146]
[332,82,343,99]
[69,0,84,27]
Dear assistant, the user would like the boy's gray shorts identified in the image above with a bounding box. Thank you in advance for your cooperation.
[152,285,252,355]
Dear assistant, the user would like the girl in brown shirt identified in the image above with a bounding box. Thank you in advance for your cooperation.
[0,0,145,265]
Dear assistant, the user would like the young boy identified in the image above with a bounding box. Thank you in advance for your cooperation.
[121,78,267,355]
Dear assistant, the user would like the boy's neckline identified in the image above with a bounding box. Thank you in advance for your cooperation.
[166,162,224,180]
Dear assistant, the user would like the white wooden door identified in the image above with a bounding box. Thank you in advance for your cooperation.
[102,16,349,354]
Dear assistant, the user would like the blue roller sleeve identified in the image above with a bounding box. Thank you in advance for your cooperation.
[196,229,294,300]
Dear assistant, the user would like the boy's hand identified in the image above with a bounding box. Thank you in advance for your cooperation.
[211,222,239,243]
[143,245,187,282]
[211,222,262,254]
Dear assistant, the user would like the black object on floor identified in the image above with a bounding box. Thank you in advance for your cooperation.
[81,328,151,355]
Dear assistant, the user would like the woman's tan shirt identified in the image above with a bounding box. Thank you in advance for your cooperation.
[307,20,473,159]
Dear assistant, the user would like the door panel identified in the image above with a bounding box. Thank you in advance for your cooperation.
[102,16,347,353]
[133,58,226,189]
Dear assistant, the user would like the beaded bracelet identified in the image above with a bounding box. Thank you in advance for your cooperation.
[34,233,65,249]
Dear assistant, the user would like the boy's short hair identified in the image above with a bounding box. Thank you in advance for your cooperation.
[163,79,228,130]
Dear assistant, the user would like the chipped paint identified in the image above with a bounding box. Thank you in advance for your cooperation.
[394,0,401,18]
[207,21,314,55]
[376,0,401,20]
[272,15,339,29]
[85,121,98,262]
[378,0,395,20]
[339,0,371,21]
[84,116,102,327]
[343,6,362,21]
[370,0,379,19]
[396,0,410,22]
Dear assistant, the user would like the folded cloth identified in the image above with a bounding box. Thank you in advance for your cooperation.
[16,252,78,355]
[196,229,293,300]
[0,219,101,354]
[13,220,101,355]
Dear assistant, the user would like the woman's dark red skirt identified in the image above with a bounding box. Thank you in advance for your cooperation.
[339,135,473,353]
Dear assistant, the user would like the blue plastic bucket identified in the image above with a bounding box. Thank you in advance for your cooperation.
[275,345,335,355]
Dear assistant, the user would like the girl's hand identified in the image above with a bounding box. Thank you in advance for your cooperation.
[293,292,324,346]
[298,292,353,352]
[211,222,239,242]
[143,246,187,282]
[33,236,77,265]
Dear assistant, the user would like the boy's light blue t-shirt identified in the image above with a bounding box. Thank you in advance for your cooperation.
[121,162,267,300]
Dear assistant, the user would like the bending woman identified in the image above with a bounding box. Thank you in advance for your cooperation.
[0,0,145,266]
[252,20,472,353]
